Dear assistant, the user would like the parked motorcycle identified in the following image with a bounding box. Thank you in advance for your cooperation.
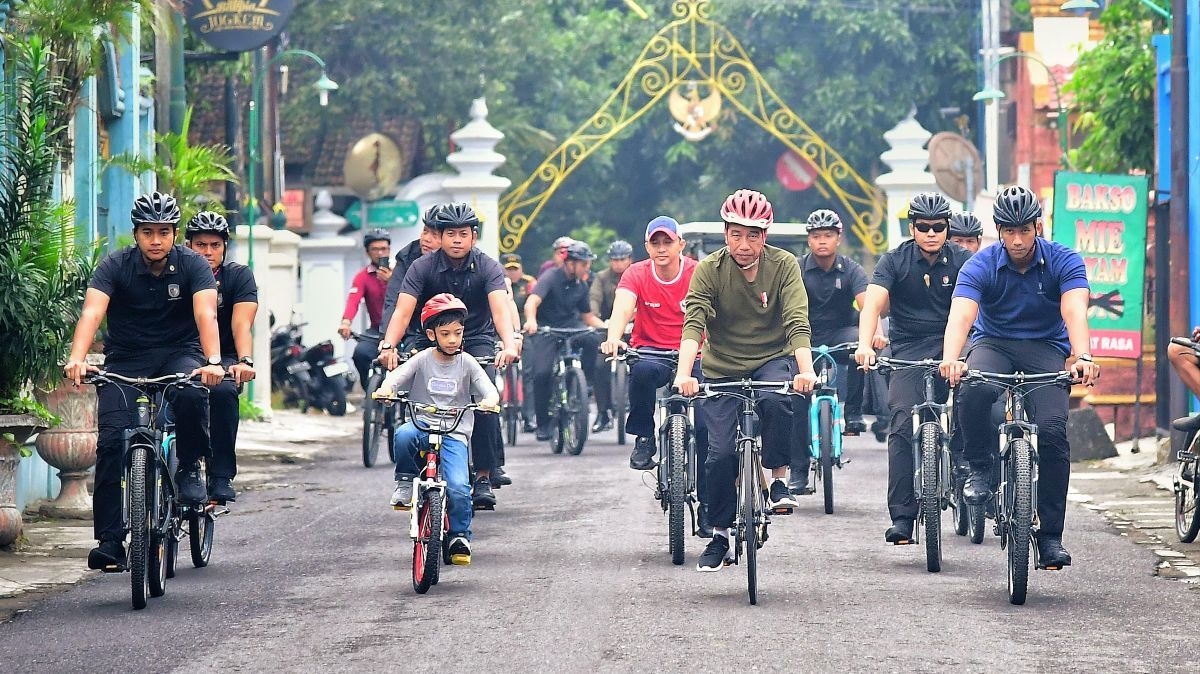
[269,321,350,416]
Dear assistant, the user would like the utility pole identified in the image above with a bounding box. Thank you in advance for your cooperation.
[1169,0,1189,443]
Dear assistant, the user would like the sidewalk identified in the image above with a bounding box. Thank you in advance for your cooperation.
[0,409,357,621]
[1069,437,1200,586]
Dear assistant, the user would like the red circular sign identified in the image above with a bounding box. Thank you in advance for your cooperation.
[776,150,818,192]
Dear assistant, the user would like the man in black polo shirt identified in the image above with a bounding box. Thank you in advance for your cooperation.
[185,211,258,504]
[378,203,517,509]
[63,192,227,571]
[789,209,870,495]
[523,241,606,441]
[854,192,970,544]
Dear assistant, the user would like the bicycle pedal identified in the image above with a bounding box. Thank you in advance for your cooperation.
[449,554,471,566]
[473,504,496,511]
[392,503,411,511]
[1038,564,1063,571]
[1180,451,1197,461]
[771,507,794,515]
[891,539,914,546]
[101,564,125,573]
[843,431,860,437]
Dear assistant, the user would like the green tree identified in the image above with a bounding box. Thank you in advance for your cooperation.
[1064,0,1167,173]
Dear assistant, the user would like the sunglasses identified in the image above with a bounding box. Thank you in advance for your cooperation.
[913,222,948,234]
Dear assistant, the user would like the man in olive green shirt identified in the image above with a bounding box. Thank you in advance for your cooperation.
[673,189,818,572]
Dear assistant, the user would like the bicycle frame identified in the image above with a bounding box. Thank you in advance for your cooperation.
[808,344,855,464]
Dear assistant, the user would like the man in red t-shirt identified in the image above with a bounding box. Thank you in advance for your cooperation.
[339,229,392,389]
[601,216,711,536]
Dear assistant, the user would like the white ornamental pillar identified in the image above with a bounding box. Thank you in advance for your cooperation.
[268,228,301,327]
[443,98,511,259]
[299,190,356,348]
[875,109,946,250]
[230,224,275,416]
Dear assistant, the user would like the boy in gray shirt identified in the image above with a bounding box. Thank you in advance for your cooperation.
[381,294,499,565]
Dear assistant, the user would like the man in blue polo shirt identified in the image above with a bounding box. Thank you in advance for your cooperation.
[940,185,1100,570]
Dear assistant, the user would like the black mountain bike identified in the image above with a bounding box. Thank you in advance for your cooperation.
[693,380,798,605]
[1169,336,1200,543]
[960,369,1075,605]
[82,371,216,610]
[538,327,598,455]
[356,332,400,468]
[501,356,523,447]
[876,357,955,573]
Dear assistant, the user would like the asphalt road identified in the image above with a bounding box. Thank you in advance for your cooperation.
[1,419,1195,673]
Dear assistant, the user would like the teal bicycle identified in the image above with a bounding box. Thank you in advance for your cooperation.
[807,342,856,515]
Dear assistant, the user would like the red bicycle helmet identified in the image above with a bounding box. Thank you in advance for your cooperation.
[720,189,774,229]
[420,293,468,329]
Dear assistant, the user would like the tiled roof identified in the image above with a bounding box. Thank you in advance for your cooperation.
[298,116,424,187]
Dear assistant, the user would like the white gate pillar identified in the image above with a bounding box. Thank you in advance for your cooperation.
[442,98,511,258]
[299,190,356,348]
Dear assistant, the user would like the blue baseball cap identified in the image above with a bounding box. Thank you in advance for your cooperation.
[644,216,680,241]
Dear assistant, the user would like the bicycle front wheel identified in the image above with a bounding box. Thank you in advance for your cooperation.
[818,400,835,515]
[564,366,589,456]
[1007,438,1034,605]
[740,442,760,605]
[1175,461,1200,542]
[614,363,628,446]
[413,489,444,594]
[667,414,688,565]
[919,422,942,573]
[189,509,215,567]
[362,383,382,467]
[129,445,151,610]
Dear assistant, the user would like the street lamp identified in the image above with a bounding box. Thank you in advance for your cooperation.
[1060,0,1171,21]
[973,52,1072,170]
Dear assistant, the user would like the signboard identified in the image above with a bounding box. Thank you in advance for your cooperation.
[775,150,817,192]
[345,200,421,229]
[280,188,308,231]
[1052,171,1149,359]
[185,0,295,52]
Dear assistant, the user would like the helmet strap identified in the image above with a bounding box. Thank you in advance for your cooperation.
[737,258,759,271]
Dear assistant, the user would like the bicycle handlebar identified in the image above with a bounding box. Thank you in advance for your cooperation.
[609,345,680,363]
[1171,336,1200,352]
[961,370,1078,388]
[537,326,601,337]
[813,341,857,354]
[874,356,940,373]
[79,371,221,390]
[691,380,803,401]
[350,331,381,342]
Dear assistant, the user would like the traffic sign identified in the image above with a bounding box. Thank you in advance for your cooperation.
[345,200,421,229]
[776,150,818,192]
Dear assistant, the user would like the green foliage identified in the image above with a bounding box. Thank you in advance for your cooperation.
[106,106,238,224]
[1065,0,1167,173]
[282,0,979,258]
[567,223,621,260]
[0,38,97,417]
[239,393,265,422]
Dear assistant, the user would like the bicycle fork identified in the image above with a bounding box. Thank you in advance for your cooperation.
[410,444,447,540]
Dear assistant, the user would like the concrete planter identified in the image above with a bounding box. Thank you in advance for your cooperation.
[0,414,49,546]
[35,386,98,519]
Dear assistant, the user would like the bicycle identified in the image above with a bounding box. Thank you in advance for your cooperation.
[81,371,217,610]
[537,327,599,456]
[959,368,1076,605]
[875,357,955,573]
[692,379,799,605]
[1169,336,1200,543]
[622,347,699,565]
[501,356,523,447]
[807,342,857,515]
[356,332,400,468]
[372,391,489,594]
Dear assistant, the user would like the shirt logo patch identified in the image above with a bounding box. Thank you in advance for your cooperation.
[941,275,951,287]
[428,377,458,396]
[168,284,181,299]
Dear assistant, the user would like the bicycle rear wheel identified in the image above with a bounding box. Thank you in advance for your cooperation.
[413,489,444,594]
[147,461,170,598]
[667,415,688,565]
[741,442,760,605]
[564,366,589,456]
[919,422,942,573]
[129,445,151,610]
[362,377,382,467]
[818,400,835,515]
[504,368,520,447]
[1175,464,1200,543]
[1007,438,1033,605]
[189,509,215,567]
[614,363,628,446]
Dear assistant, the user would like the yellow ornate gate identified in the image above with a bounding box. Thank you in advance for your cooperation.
[498,0,886,253]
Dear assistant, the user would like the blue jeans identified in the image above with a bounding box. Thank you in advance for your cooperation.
[393,422,473,540]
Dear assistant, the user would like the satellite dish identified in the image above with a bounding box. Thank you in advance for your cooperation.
[343,133,403,201]
[928,132,983,204]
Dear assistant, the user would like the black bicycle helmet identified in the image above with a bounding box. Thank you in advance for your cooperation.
[606,240,633,259]
[993,185,1042,228]
[949,212,983,238]
[805,209,842,233]
[421,204,441,227]
[908,192,952,222]
[185,211,230,240]
[363,228,391,248]
[130,191,181,227]
[564,241,595,262]
[429,202,480,232]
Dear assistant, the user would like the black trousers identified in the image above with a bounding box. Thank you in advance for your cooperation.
[957,338,1071,538]
[412,336,504,472]
[527,331,599,429]
[703,357,794,529]
[95,348,210,542]
[885,335,948,522]
[624,356,710,506]
[580,332,612,415]
[207,355,241,480]
[790,325,865,476]
[352,334,380,393]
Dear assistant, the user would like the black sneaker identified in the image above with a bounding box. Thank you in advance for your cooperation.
[696,504,714,538]
[535,426,553,441]
[522,419,537,434]
[591,411,612,433]
[629,436,657,470]
[963,469,992,505]
[1037,537,1072,569]
[472,476,497,509]
[767,479,799,509]
[490,466,512,488]
[885,518,915,543]
[696,534,732,572]
[176,465,208,504]
[390,475,415,509]
[788,465,814,495]
[447,536,472,566]
[208,477,236,503]
[87,540,127,571]
[844,417,867,435]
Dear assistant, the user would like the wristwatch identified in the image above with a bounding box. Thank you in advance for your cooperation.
[239,356,254,367]
[206,355,222,367]
[1076,352,1094,362]
[379,341,394,352]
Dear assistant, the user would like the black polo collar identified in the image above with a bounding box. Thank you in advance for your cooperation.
[907,241,952,270]
[433,247,479,274]
[133,245,181,276]
[802,253,846,274]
